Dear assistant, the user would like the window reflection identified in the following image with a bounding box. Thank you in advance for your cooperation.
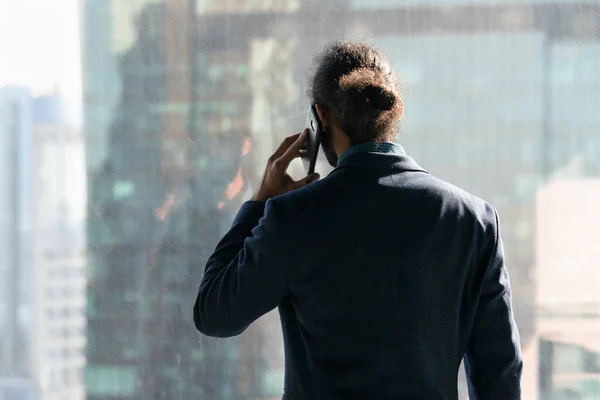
[77,1,600,399]
[1,1,600,400]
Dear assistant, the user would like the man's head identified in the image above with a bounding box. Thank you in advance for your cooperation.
[308,41,403,167]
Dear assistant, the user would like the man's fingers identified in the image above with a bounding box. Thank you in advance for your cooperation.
[292,173,320,189]
[272,132,301,160]
[280,130,308,165]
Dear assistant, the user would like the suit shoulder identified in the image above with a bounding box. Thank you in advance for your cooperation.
[422,174,497,229]
[267,175,332,218]
[272,177,329,203]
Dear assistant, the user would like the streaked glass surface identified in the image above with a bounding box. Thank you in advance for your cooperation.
[1,1,599,399]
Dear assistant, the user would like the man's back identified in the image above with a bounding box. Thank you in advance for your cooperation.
[271,150,521,399]
[195,149,522,399]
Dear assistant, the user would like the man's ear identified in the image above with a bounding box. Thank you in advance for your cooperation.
[396,97,404,119]
[315,104,328,129]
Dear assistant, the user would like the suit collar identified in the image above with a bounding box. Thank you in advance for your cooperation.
[333,144,428,174]
[337,142,405,165]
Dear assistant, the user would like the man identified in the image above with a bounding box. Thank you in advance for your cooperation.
[194,41,522,399]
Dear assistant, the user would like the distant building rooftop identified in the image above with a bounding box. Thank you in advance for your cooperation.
[33,95,69,125]
[0,85,30,101]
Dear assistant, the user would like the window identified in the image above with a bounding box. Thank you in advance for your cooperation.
[5,1,600,400]
[48,348,59,360]
[113,180,134,200]
[49,369,63,389]
[85,366,139,397]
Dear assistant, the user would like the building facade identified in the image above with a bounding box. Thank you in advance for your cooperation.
[33,95,87,400]
[534,180,600,399]
[0,86,35,388]
[0,378,37,400]
[81,1,600,399]
[82,1,277,399]
[0,88,86,400]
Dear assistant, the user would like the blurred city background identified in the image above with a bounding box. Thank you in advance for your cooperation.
[0,0,599,399]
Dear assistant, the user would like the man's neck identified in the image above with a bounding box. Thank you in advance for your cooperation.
[333,132,351,159]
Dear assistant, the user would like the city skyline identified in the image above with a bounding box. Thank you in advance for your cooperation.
[0,88,86,400]
[2,0,600,399]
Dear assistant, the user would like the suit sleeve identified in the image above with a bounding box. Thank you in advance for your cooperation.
[464,207,523,400]
[193,199,288,338]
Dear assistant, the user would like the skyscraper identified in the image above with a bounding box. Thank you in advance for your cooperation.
[1,87,86,400]
[82,1,279,399]
[33,94,86,400]
[0,85,35,384]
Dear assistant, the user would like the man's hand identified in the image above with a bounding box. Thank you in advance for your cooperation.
[251,130,320,202]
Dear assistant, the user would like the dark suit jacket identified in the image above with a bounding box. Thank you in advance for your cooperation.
[194,148,523,400]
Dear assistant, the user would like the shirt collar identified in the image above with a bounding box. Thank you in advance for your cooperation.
[332,142,428,174]
[337,142,406,167]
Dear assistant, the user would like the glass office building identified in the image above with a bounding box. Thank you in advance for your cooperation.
[81,1,600,399]
[0,87,34,382]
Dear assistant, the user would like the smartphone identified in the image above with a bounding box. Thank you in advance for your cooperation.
[301,105,322,175]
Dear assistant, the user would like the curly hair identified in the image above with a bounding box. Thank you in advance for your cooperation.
[308,41,402,145]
